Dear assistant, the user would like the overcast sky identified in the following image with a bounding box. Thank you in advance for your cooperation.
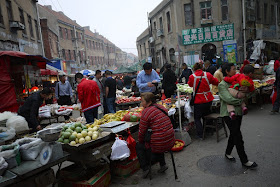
[38,0,163,56]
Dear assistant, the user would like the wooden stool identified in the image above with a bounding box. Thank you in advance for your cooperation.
[203,113,228,142]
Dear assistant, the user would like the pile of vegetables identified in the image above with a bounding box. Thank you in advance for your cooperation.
[177,84,193,93]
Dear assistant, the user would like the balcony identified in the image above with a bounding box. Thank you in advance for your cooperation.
[201,19,213,25]
[157,29,164,37]
[10,21,25,30]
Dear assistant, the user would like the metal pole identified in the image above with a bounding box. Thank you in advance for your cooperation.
[242,0,246,59]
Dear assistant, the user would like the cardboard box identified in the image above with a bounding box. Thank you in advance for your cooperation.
[111,158,140,178]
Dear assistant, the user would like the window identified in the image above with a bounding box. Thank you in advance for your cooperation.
[184,3,193,25]
[65,28,68,39]
[200,1,212,19]
[59,27,63,38]
[221,0,228,21]
[68,50,71,60]
[0,4,4,25]
[166,11,171,32]
[153,21,156,30]
[89,40,92,49]
[19,8,26,34]
[80,33,83,41]
[73,50,76,61]
[34,20,39,40]
[93,41,95,49]
[62,49,66,59]
[159,17,163,30]
[271,5,275,23]
[28,15,34,38]
[70,30,74,38]
[76,31,79,40]
[264,3,267,22]
[256,0,260,20]
[6,0,13,21]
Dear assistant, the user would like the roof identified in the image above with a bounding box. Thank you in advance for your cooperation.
[39,5,83,28]
[149,0,172,19]
[137,28,149,42]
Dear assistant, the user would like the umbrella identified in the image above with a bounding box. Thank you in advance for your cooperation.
[80,69,95,76]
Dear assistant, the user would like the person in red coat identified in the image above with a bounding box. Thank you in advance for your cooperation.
[240,59,250,74]
[75,73,101,123]
[137,92,175,178]
[188,62,219,138]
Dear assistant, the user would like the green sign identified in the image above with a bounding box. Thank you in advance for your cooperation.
[182,24,234,45]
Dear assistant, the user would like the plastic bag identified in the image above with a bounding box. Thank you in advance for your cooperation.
[0,157,8,176]
[55,109,72,116]
[184,100,193,119]
[271,89,277,105]
[15,138,45,161]
[39,106,51,118]
[126,130,137,160]
[0,127,16,143]
[6,116,29,133]
[0,143,21,169]
[110,137,130,161]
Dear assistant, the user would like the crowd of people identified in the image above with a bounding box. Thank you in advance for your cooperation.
[17,59,280,178]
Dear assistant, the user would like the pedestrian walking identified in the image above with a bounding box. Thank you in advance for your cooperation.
[105,71,117,113]
[188,62,219,139]
[219,63,258,169]
[75,73,101,123]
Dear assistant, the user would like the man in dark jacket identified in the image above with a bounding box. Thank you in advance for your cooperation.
[179,63,192,83]
[271,64,280,114]
[204,60,217,75]
[18,88,52,132]
[123,73,132,89]
[162,64,177,98]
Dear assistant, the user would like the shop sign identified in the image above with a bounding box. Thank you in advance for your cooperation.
[223,40,238,64]
[182,24,234,45]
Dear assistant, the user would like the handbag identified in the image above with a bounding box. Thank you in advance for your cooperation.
[153,105,177,128]
[190,75,203,106]
[144,128,152,142]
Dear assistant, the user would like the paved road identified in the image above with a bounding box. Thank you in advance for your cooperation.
[111,104,280,187]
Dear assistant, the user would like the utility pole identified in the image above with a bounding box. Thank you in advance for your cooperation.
[242,0,247,59]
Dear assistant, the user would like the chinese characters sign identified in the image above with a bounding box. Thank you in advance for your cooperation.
[182,24,234,45]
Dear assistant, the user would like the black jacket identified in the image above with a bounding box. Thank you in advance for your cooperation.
[179,68,192,83]
[18,92,43,129]
[162,70,177,91]
[206,65,217,75]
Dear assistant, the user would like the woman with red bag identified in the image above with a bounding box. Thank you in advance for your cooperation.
[136,92,175,178]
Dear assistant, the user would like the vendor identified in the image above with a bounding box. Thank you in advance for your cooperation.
[136,62,161,94]
[18,88,52,132]
[131,78,140,97]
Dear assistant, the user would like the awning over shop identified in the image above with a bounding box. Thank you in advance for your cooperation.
[40,69,58,76]
[46,64,66,75]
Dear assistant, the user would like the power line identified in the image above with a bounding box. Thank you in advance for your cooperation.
[56,0,64,12]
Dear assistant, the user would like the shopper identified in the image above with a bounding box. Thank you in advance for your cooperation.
[219,63,258,169]
[162,64,177,98]
[136,92,175,178]
[101,72,108,114]
[75,73,101,123]
[55,75,73,106]
[188,62,219,138]
[204,60,217,75]
[136,62,161,94]
[105,71,117,113]
[131,78,140,97]
[93,70,104,113]
[18,88,52,132]
[123,73,132,89]
[179,63,192,83]
[212,67,223,94]
[271,62,280,114]
[240,59,250,74]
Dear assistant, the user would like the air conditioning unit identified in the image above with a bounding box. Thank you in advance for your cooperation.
[149,37,154,43]
[157,29,164,37]
[10,21,25,30]
[200,19,213,25]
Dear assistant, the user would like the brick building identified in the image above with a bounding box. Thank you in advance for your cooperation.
[0,0,43,55]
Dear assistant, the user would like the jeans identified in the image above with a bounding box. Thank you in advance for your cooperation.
[223,116,248,164]
[106,97,116,113]
[136,143,166,171]
[84,107,98,123]
[273,86,280,112]
[103,97,108,114]
[194,101,212,138]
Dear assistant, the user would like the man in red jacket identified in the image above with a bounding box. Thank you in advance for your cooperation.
[75,73,101,123]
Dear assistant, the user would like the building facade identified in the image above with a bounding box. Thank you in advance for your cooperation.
[0,0,43,55]
[137,0,280,69]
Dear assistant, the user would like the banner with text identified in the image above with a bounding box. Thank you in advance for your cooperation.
[182,24,234,45]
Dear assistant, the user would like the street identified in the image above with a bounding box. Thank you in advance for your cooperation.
[111,103,280,187]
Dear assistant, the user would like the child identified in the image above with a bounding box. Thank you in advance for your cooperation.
[224,65,255,119]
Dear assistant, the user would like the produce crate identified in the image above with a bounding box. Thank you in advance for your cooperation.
[59,164,111,187]
[111,158,140,178]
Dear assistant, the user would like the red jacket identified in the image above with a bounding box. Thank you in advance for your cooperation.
[275,60,280,72]
[188,70,219,104]
[77,78,101,112]
[139,104,175,153]
[224,74,255,92]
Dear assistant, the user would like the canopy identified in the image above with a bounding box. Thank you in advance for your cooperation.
[128,59,146,72]
[80,69,95,76]
[113,65,136,74]
[46,64,66,75]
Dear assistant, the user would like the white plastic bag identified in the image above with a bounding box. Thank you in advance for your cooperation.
[0,157,8,176]
[0,127,16,142]
[15,138,45,161]
[39,106,51,118]
[110,137,130,161]
[6,116,29,133]
[184,100,193,119]
[55,109,72,116]
[168,108,176,116]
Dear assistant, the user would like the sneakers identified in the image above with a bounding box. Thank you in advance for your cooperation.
[157,165,168,173]
[229,111,236,120]
[242,107,248,115]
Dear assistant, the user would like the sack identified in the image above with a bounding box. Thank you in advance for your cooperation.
[0,143,21,168]
[0,127,16,143]
[0,157,8,176]
[15,138,45,161]
[6,116,29,133]
[126,130,137,160]
[110,137,130,161]
[39,106,51,118]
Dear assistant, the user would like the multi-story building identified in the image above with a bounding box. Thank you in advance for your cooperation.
[0,0,43,55]
[137,0,280,69]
